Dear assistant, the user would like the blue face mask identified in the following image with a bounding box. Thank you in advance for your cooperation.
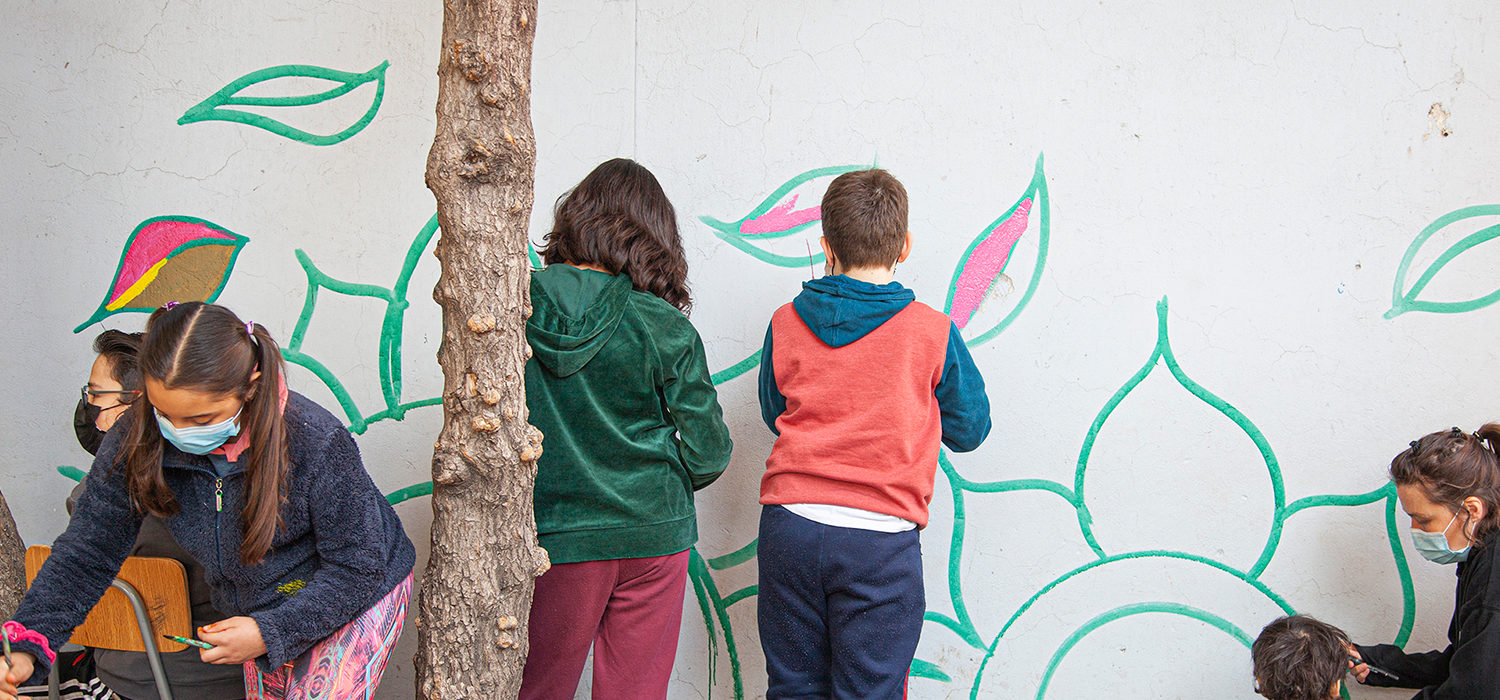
[1411,512,1471,565]
[155,408,241,455]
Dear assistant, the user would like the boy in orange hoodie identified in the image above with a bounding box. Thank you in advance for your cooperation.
[756,168,992,698]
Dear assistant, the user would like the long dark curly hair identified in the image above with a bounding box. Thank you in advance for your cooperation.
[540,158,692,313]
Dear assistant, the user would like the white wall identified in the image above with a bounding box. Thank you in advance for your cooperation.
[3,1,1498,698]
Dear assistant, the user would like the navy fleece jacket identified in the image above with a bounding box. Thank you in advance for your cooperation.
[8,391,415,679]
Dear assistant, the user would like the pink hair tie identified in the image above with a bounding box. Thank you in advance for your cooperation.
[162,301,179,310]
[245,321,255,336]
[3,620,56,666]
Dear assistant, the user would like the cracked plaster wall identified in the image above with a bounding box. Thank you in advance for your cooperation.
[2,1,1498,697]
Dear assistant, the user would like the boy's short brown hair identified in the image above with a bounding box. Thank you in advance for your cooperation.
[820,168,908,269]
[1252,615,1349,700]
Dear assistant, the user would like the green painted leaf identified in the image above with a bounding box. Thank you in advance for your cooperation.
[178,61,390,146]
[909,659,952,682]
[1386,205,1500,318]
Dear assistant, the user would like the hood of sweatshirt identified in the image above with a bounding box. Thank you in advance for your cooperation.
[791,274,916,348]
[527,264,633,377]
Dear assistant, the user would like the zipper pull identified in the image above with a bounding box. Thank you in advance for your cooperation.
[215,478,223,512]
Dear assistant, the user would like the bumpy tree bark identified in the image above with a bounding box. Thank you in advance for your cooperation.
[417,1,547,698]
[0,492,26,619]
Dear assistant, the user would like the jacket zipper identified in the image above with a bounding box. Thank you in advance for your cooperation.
[214,477,224,600]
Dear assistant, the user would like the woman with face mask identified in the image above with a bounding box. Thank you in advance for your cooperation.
[1350,425,1500,698]
[62,329,247,699]
[1,303,415,700]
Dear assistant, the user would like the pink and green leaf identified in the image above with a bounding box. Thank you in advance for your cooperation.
[699,163,869,267]
[944,154,1049,346]
[74,216,248,332]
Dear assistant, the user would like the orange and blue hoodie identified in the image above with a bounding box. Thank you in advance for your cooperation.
[758,274,991,527]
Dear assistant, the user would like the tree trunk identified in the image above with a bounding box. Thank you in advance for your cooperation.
[0,492,27,619]
[417,1,547,698]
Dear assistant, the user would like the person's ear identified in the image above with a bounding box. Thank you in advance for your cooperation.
[897,230,913,263]
[244,370,262,402]
[1464,495,1487,527]
[819,236,838,275]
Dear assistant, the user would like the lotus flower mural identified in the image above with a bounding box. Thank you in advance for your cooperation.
[57,139,1425,699]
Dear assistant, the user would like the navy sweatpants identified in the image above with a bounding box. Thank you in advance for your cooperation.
[757,505,924,699]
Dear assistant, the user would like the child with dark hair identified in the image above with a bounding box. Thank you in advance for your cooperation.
[1,302,415,700]
[756,168,992,698]
[68,328,246,699]
[1350,424,1500,697]
[1252,615,1349,700]
[519,158,733,699]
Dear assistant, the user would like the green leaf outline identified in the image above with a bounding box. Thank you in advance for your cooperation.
[699,163,869,267]
[178,61,391,146]
[942,153,1050,348]
[73,215,249,333]
[1386,204,1500,318]
[281,213,440,434]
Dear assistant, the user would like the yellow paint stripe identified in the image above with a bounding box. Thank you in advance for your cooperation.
[105,258,170,311]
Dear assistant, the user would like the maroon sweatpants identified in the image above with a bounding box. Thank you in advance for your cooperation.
[519,550,690,700]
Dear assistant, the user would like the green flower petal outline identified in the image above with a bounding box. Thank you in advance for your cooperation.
[1073,297,1284,569]
[1385,204,1500,318]
[178,61,390,146]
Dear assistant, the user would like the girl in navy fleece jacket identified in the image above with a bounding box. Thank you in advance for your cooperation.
[0,302,415,700]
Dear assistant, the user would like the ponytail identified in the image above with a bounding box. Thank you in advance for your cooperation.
[238,322,290,565]
[1391,424,1500,547]
[127,302,290,565]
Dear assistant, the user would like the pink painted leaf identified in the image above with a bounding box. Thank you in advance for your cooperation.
[699,163,869,268]
[943,154,1049,346]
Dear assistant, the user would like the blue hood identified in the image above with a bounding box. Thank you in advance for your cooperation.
[791,275,915,348]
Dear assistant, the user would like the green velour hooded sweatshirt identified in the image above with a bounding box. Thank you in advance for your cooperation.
[525,264,733,564]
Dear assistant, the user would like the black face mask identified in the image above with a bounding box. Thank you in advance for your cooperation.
[74,397,106,456]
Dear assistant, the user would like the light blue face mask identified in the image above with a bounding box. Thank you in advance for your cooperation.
[1411,512,1471,565]
[155,408,241,455]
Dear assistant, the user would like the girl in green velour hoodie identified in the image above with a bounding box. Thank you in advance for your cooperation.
[518,158,733,700]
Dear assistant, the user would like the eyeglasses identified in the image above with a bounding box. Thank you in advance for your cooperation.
[81,387,141,404]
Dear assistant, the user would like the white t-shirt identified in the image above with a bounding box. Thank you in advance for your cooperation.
[782,503,917,533]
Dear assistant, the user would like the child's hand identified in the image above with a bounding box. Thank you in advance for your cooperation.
[0,651,36,699]
[197,617,267,665]
[1347,644,1371,684]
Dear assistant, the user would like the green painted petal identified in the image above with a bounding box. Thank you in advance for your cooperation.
[910,659,952,682]
[1072,298,1285,571]
[178,61,390,146]
[385,481,433,505]
[1386,205,1500,318]
[56,466,86,483]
